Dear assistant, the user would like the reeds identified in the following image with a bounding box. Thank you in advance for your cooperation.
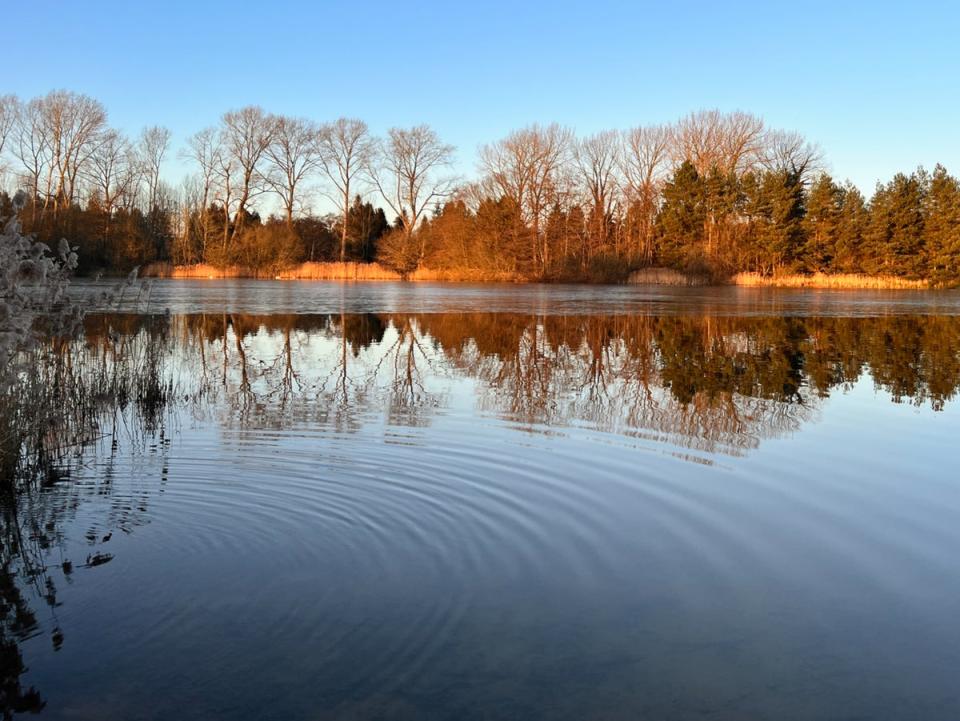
[731,272,929,289]
[141,263,935,289]
[276,262,402,280]
[141,262,256,279]
[407,267,522,282]
[2,198,169,488]
[142,262,524,282]
[1,321,173,488]
[627,268,713,286]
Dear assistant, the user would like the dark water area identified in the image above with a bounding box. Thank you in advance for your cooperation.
[4,282,960,720]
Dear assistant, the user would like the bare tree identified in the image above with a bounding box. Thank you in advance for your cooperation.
[181,127,222,254]
[220,106,277,240]
[88,130,136,214]
[316,118,375,262]
[370,125,456,264]
[10,99,50,225]
[759,129,823,184]
[35,90,108,212]
[479,123,572,271]
[265,116,320,228]
[673,109,765,176]
[86,130,138,248]
[138,125,172,211]
[0,95,18,178]
[575,130,622,254]
[621,124,671,260]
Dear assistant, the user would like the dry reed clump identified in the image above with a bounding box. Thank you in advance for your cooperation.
[276,262,402,280]
[627,268,713,286]
[1,192,162,487]
[142,262,525,282]
[141,262,253,279]
[731,272,929,289]
[407,267,523,282]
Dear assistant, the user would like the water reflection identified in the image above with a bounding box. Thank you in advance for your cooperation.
[3,310,960,719]
[83,312,960,456]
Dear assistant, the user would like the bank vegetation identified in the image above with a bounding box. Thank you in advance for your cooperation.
[2,92,959,286]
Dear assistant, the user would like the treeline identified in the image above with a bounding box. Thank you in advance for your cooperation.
[2,91,959,282]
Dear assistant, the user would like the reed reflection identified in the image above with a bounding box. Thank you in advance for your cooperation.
[0,321,172,718]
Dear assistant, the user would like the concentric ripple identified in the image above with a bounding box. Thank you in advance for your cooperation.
[16,303,960,721]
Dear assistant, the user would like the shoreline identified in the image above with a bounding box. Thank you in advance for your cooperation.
[139,262,937,290]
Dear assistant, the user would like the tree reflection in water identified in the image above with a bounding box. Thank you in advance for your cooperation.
[143,311,958,456]
[62,311,956,452]
[2,310,960,716]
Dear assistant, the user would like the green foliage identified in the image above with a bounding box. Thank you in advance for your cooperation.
[863,171,927,278]
[345,196,390,262]
[5,156,960,283]
[925,165,960,284]
[656,161,707,267]
[833,184,869,273]
[802,174,842,272]
[744,169,805,272]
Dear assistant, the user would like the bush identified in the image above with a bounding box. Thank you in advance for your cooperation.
[1,194,81,482]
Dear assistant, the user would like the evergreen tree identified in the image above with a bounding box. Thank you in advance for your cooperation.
[834,183,868,273]
[657,161,706,268]
[803,174,842,272]
[345,196,389,262]
[924,165,960,283]
[702,166,742,268]
[744,169,805,273]
[864,171,928,277]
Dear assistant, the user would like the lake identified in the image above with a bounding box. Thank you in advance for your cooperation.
[5,280,960,720]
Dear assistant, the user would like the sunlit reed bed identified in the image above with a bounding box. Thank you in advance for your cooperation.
[142,263,934,289]
[626,268,713,286]
[731,272,929,289]
[142,262,523,282]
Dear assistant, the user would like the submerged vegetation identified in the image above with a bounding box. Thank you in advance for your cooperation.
[2,92,959,284]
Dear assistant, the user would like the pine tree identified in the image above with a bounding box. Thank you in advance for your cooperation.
[803,174,842,272]
[834,183,868,273]
[657,161,706,268]
[864,170,928,277]
[924,165,960,284]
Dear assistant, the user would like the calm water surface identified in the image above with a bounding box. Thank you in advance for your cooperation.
[6,281,960,720]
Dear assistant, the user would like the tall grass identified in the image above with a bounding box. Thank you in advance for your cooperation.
[1,333,171,485]
[141,262,257,279]
[407,267,523,282]
[277,262,402,280]
[143,261,525,282]
[1,195,168,489]
[627,268,714,286]
[142,262,936,289]
[731,272,929,289]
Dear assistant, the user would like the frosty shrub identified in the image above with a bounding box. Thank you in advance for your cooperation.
[0,193,82,362]
[0,192,149,486]
[0,193,82,483]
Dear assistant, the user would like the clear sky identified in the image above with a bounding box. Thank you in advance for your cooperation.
[5,0,958,193]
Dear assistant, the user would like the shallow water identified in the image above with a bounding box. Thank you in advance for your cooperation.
[5,282,960,720]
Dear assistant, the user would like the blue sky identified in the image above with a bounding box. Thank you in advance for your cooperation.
[5,0,958,193]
